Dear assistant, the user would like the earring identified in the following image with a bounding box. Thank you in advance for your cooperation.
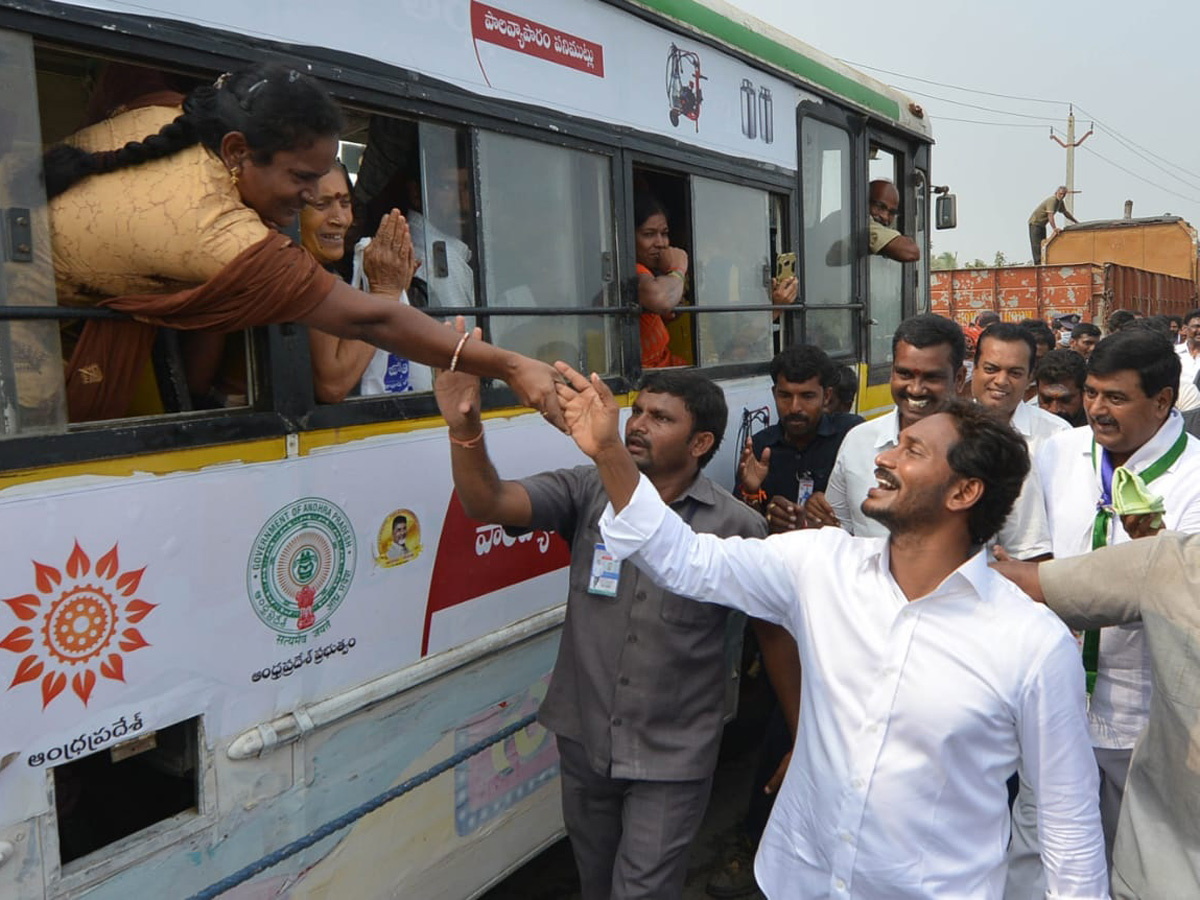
[229,166,241,187]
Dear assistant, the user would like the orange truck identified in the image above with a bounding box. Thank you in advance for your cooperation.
[931,261,1195,329]
[1045,215,1199,286]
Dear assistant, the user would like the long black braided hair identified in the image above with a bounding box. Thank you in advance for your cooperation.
[43,64,345,199]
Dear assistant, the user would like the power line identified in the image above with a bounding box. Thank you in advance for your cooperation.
[901,88,1062,122]
[1078,144,1200,207]
[835,59,1200,205]
[1072,104,1200,187]
[934,116,1048,129]
[1089,124,1200,194]
[839,59,1069,106]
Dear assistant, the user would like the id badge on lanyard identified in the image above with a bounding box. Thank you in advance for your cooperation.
[797,472,815,505]
[588,543,620,597]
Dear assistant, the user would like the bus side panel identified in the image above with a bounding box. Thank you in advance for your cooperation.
[0,379,773,899]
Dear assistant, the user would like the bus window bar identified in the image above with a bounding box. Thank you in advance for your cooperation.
[0,303,863,322]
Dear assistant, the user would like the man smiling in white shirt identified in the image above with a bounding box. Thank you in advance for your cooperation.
[816,315,1052,560]
[970,322,1066,559]
[814,314,966,536]
[548,366,1108,900]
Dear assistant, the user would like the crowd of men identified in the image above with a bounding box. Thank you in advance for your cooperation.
[434,303,1200,900]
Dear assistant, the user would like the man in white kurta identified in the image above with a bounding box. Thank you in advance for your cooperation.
[550,366,1108,900]
[1008,328,1200,897]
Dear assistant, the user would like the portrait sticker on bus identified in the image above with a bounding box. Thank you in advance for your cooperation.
[0,540,156,710]
[375,508,421,568]
[246,498,356,646]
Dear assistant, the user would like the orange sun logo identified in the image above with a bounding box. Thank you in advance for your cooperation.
[0,541,156,708]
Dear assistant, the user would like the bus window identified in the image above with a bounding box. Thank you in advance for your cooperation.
[478,132,616,373]
[0,30,67,435]
[867,146,903,367]
[336,115,477,398]
[31,50,255,421]
[631,167,694,368]
[692,178,772,366]
[352,117,478,317]
[769,192,793,353]
[800,117,855,357]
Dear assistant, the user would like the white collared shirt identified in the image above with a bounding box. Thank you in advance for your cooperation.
[826,408,1053,559]
[995,403,1070,560]
[599,477,1107,900]
[1037,412,1200,748]
[1176,342,1200,390]
[1011,400,1072,454]
[825,410,899,539]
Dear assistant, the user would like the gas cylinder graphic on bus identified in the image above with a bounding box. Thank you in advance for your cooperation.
[759,86,774,144]
[740,78,757,140]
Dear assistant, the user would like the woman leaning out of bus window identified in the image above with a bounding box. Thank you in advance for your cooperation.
[43,65,563,425]
[634,193,689,368]
[300,163,424,403]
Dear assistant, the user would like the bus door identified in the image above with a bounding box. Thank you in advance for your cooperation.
[796,101,865,369]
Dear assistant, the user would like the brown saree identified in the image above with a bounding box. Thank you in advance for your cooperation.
[65,233,335,422]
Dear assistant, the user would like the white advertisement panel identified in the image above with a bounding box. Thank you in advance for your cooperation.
[55,0,803,169]
[0,413,583,828]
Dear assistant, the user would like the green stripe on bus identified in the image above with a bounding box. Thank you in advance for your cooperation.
[637,0,901,120]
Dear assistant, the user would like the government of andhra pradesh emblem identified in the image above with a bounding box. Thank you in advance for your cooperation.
[1,541,156,709]
[247,498,356,644]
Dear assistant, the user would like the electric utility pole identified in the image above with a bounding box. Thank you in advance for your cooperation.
[1050,105,1093,214]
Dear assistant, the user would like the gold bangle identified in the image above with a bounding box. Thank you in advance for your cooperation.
[449,332,472,372]
[449,429,484,449]
[668,269,686,282]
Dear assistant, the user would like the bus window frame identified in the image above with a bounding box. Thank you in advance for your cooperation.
[0,10,813,470]
[795,100,866,363]
[864,126,923,386]
[624,147,796,383]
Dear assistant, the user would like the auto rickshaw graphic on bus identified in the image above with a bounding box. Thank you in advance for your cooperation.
[665,43,705,130]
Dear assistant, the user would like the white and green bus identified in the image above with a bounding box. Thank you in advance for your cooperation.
[0,1,938,897]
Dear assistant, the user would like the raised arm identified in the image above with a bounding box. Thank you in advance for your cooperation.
[432,322,534,528]
[301,279,563,428]
[553,361,797,622]
[307,211,421,403]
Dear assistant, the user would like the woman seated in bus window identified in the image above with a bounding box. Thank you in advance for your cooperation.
[634,193,689,368]
[300,163,428,402]
[42,65,562,425]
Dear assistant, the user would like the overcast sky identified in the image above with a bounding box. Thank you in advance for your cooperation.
[735,0,1199,265]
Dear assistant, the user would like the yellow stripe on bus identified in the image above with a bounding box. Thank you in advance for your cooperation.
[0,394,640,489]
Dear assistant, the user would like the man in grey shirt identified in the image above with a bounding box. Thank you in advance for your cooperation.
[434,347,766,900]
[997,528,1200,900]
